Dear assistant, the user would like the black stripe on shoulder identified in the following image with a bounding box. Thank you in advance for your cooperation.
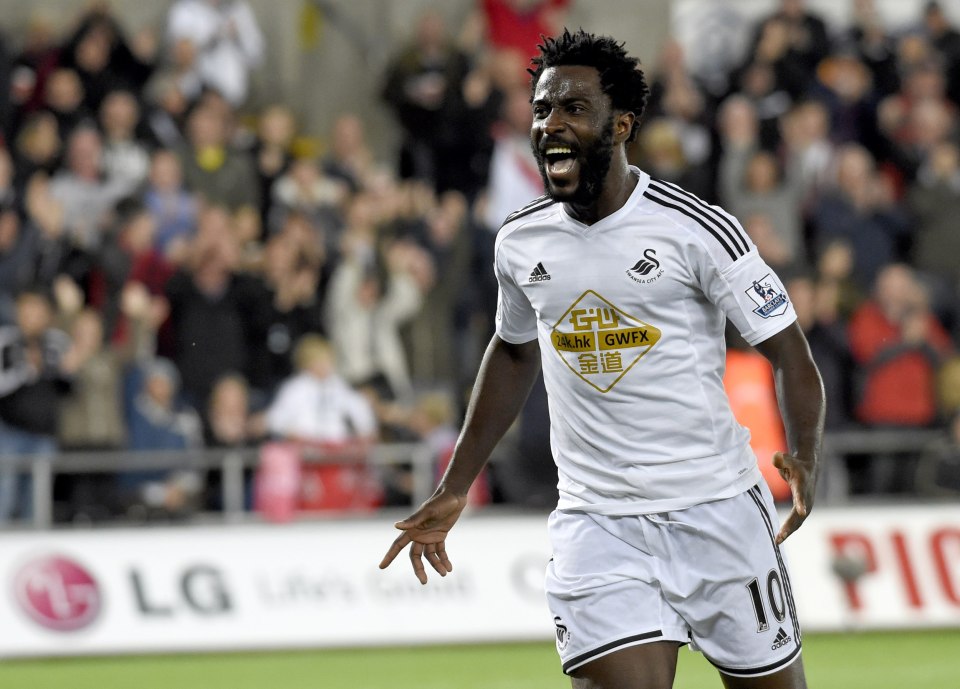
[500,195,555,227]
[652,179,750,255]
[647,181,748,258]
[643,189,739,261]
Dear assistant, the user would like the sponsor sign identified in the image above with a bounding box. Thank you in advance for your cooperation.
[0,505,957,657]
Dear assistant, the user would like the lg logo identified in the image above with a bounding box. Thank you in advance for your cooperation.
[14,556,102,632]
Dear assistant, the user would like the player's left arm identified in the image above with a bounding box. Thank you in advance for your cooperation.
[754,321,826,544]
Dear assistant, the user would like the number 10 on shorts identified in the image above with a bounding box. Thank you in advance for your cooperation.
[746,569,787,633]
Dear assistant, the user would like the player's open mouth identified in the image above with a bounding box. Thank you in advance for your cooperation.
[544,145,579,181]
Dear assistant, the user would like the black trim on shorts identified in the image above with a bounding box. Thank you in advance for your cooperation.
[562,630,664,675]
[707,642,802,678]
[747,485,802,644]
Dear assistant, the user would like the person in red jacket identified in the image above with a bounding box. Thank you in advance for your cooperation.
[848,262,953,427]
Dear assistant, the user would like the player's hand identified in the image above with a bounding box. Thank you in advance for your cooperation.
[379,488,467,585]
[773,451,817,545]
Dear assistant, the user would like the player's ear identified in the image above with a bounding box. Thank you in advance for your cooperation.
[614,110,635,143]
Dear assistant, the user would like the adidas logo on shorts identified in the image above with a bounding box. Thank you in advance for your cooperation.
[770,627,792,651]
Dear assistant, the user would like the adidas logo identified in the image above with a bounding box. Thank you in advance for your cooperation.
[529,262,551,282]
[770,627,792,650]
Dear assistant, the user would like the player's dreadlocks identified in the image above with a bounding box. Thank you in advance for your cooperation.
[529,28,650,143]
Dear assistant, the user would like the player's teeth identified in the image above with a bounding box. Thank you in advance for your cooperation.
[546,146,573,155]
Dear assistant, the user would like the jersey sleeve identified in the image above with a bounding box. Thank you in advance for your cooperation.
[697,239,797,346]
[493,237,538,344]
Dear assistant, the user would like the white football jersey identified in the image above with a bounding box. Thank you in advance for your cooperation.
[494,168,797,515]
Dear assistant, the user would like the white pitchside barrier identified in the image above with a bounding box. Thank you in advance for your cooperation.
[0,505,957,657]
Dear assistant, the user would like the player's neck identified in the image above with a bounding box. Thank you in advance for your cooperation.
[564,160,637,226]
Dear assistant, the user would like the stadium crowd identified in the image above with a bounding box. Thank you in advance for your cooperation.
[1,0,960,524]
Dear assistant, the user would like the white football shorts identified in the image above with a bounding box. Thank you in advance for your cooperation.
[545,483,802,677]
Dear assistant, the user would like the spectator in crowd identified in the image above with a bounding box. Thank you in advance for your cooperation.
[142,74,191,149]
[482,86,542,232]
[178,103,259,212]
[250,104,295,228]
[461,0,569,69]
[265,334,376,445]
[165,0,265,107]
[325,232,427,401]
[98,89,150,189]
[40,68,92,143]
[124,356,204,518]
[381,10,472,189]
[848,263,952,429]
[202,372,265,510]
[785,272,855,429]
[921,0,960,105]
[10,12,61,124]
[844,0,900,100]
[164,205,260,406]
[322,112,377,194]
[269,158,347,237]
[405,191,473,388]
[248,230,326,397]
[907,139,960,328]
[0,286,77,521]
[11,111,62,192]
[93,200,172,340]
[779,99,836,208]
[747,0,830,95]
[49,125,137,254]
[55,281,158,521]
[143,148,198,259]
[810,51,879,148]
[719,141,806,266]
[812,143,910,290]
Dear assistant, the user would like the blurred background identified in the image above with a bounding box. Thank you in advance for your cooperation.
[0,0,958,686]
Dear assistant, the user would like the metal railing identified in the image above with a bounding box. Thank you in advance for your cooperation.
[4,442,436,529]
[2,428,952,528]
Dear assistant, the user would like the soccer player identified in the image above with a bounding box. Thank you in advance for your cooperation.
[380,29,824,689]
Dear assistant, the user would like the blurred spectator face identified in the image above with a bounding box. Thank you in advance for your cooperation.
[71,309,105,354]
[924,3,950,35]
[638,119,686,178]
[67,128,104,180]
[905,65,946,100]
[780,0,805,18]
[45,69,84,113]
[897,34,933,70]
[17,112,61,163]
[75,26,111,74]
[123,211,158,253]
[818,240,854,281]
[744,213,791,266]
[171,37,198,71]
[196,204,232,243]
[144,367,177,410]
[188,106,226,149]
[258,106,295,148]
[294,336,335,379]
[263,235,296,284]
[208,375,250,444]
[100,91,141,139]
[874,263,925,322]
[819,55,871,103]
[928,140,959,177]
[910,99,953,149]
[662,80,704,120]
[745,151,780,192]
[835,144,874,195]
[15,292,53,338]
[148,149,184,191]
[741,63,776,97]
[718,96,758,144]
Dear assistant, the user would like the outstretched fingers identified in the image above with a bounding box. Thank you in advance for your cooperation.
[379,531,412,570]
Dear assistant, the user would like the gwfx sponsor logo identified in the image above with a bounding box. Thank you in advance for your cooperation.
[550,290,661,393]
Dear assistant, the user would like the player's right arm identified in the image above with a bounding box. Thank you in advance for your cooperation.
[379,334,541,584]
